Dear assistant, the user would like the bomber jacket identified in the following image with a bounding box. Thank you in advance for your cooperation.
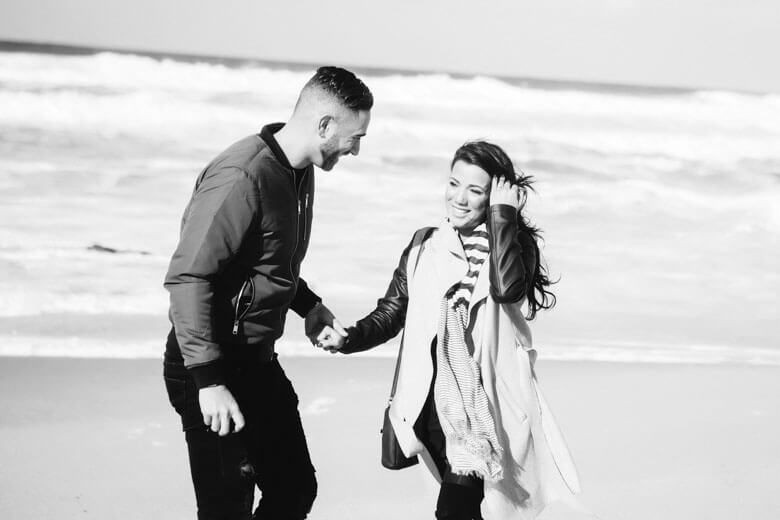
[341,204,539,353]
[164,123,321,387]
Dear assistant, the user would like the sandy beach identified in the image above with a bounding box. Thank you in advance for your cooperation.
[0,355,778,519]
[1,28,779,520]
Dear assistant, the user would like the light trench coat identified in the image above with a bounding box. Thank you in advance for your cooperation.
[388,221,582,519]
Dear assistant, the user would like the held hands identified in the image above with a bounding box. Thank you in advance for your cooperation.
[305,302,347,353]
[199,385,245,436]
[318,331,346,354]
[490,175,525,210]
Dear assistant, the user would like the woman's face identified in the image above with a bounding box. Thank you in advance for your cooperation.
[445,161,491,232]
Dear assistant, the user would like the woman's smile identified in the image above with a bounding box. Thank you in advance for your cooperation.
[445,161,491,231]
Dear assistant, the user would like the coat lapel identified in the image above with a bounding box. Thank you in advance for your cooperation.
[431,220,468,297]
[431,220,492,309]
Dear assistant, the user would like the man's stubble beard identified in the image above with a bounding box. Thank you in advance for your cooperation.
[319,139,341,171]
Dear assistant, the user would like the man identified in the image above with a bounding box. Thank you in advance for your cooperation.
[163,66,372,520]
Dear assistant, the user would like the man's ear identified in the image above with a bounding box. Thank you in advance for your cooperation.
[317,115,334,138]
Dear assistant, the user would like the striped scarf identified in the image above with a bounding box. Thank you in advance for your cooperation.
[434,223,503,481]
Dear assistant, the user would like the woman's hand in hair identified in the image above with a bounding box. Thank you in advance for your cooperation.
[489,175,523,210]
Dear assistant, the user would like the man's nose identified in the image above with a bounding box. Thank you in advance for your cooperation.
[350,140,360,156]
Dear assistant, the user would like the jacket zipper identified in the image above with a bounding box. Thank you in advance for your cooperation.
[288,170,308,289]
[232,276,254,335]
[302,193,309,241]
[279,169,307,324]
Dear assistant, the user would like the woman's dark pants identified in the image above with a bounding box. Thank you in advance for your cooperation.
[415,339,484,520]
[163,352,317,520]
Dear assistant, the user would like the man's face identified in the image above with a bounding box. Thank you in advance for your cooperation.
[317,109,370,171]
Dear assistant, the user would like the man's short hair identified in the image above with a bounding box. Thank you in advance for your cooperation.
[304,66,373,111]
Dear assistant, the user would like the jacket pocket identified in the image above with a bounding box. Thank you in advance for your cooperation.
[232,275,255,335]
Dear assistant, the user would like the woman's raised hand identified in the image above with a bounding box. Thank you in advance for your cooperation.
[490,175,523,209]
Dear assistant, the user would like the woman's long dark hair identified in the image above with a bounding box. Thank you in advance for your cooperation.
[451,140,556,319]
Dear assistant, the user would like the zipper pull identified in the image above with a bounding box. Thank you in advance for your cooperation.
[232,320,239,335]
[298,198,302,214]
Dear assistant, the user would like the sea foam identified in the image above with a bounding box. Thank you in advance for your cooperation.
[1,48,778,364]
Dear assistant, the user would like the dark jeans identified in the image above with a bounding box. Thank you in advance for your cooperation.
[163,353,316,520]
[414,339,484,520]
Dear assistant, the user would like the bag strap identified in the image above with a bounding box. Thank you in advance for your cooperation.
[388,226,436,401]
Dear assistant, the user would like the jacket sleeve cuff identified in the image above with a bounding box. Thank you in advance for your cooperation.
[290,278,322,317]
[489,203,518,223]
[188,361,226,389]
[339,327,361,354]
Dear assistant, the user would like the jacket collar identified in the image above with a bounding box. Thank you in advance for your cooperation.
[259,123,301,172]
[434,219,466,260]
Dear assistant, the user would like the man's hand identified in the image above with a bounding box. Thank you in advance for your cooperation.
[490,175,524,210]
[199,385,245,436]
[305,302,347,346]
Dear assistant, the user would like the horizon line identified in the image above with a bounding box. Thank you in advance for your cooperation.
[1,38,767,97]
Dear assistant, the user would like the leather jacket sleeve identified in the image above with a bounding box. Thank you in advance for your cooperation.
[488,204,538,303]
[340,236,417,354]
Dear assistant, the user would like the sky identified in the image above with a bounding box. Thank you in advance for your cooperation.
[0,0,778,93]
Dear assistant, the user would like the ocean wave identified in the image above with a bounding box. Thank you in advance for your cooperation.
[0,246,170,316]
[1,334,778,366]
[1,48,779,366]
[540,341,780,366]
[0,291,169,317]
[2,50,779,166]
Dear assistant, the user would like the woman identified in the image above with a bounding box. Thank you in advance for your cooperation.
[322,141,581,519]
